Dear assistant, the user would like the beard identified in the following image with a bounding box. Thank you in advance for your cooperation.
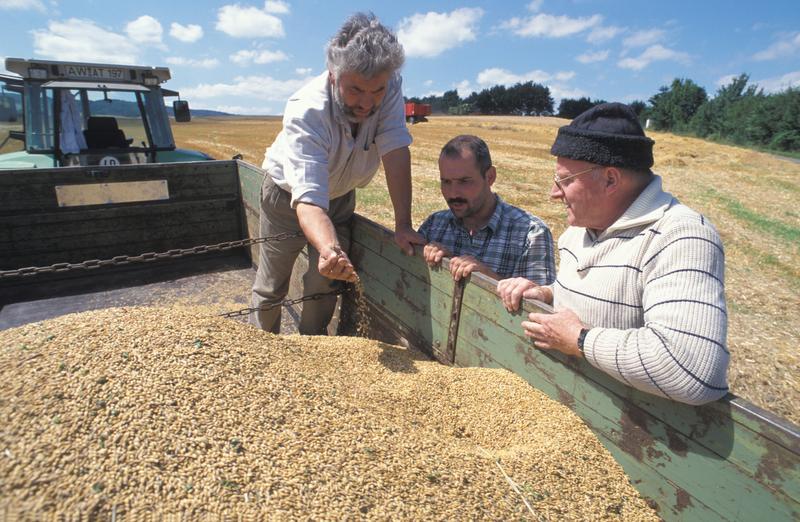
[331,82,377,123]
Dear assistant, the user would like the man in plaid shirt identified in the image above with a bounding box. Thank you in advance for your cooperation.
[418,135,555,284]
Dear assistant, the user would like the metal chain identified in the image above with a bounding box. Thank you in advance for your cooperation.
[218,287,348,318]
[0,232,304,279]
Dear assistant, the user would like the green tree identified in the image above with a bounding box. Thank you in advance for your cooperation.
[557,97,605,119]
[648,78,707,131]
[441,90,460,112]
[513,82,554,115]
[629,100,646,117]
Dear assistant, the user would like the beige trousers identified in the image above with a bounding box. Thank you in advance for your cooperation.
[250,176,355,335]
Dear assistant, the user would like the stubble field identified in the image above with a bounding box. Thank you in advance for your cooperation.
[173,115,799,425]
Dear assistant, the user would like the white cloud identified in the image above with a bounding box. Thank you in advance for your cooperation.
[125,15,164,47]
[295,67,312,75]
[753,32,800,61]
[617,44,689,70]
[230,49,288,65]
[165,56,219,68]
[621,93,647,103]
[204,104,275,115]
[424,79,434,86]
[476,67,574,87]
[216,3,285,38]
[264,0,289,14]
[549,84,589,101]
[756,70,800,93]
[397,8,483,58]
[170,22,203,43]
[455,79,475,97]
[182,75,309,102]
[526,0,544,12]
[0,0,45,12]
[502,13,601,38]
[715,74,739,88]
[587,25,622,44]
[576,50,609,64]
[622,29,665,48]
[32,18,140,63]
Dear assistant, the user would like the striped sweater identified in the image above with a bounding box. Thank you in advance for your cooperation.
[553,176,729,405]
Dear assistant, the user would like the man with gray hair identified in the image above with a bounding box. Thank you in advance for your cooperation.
[251,12,424,334]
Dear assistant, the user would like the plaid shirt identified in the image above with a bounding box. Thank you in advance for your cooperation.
[418,195,556,284]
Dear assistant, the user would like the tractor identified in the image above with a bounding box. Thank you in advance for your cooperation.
[0,58,213,170]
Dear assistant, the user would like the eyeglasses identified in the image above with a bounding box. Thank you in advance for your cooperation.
[553,165,601,190]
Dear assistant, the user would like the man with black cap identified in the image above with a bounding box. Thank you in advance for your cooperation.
[497,102,730,405]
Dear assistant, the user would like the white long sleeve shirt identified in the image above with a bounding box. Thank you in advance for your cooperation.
[263,71,412,210]
[554,176,730,405]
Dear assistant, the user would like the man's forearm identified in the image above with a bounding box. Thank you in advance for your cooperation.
[295,202,338,253]
[382,146,412,227]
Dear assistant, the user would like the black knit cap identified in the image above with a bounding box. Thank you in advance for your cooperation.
[550,102,654,171]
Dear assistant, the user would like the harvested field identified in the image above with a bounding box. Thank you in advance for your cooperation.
[0,306,658,520]
[174,115,800,425]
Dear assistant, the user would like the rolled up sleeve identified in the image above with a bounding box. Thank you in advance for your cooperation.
[281,114,331,210]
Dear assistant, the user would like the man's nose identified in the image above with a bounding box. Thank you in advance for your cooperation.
[359,94,374,109]
[550,182,564,200]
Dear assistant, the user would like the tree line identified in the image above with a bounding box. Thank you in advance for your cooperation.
[406,74,800,153]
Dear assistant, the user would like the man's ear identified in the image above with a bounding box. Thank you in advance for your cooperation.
[603,167,622,195]
[485,166,497,187]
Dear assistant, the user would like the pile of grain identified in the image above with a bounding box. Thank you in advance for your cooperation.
[0,306,658,520]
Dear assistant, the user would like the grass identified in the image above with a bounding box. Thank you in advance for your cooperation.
[174,114,800,426]
[704,188,800,245]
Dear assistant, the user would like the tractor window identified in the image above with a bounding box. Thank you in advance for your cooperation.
[0,87,23,155]
[141,88,174,148]
[24,83,55,152]
[85,90,149,149]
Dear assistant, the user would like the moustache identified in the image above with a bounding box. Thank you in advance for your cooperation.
[447,198,467,205]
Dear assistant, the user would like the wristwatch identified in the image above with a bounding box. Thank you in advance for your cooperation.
[577,328,590,355]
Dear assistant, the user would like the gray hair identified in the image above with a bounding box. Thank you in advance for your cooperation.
[326,12,405,79]
[441,135,493,177]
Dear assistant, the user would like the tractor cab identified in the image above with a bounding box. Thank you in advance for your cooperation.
[0,58,211,170]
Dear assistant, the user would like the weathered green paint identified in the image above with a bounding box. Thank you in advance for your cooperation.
[351,242,452,359]
[346,215,800,522]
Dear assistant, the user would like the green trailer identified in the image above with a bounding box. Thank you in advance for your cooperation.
[1,160,798,520]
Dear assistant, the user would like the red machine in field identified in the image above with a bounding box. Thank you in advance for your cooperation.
[404,102,431,124]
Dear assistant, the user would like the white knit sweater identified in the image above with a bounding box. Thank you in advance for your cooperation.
[553,176,729,405]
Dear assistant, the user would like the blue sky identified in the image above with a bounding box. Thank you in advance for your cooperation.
[1,0,798,115]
